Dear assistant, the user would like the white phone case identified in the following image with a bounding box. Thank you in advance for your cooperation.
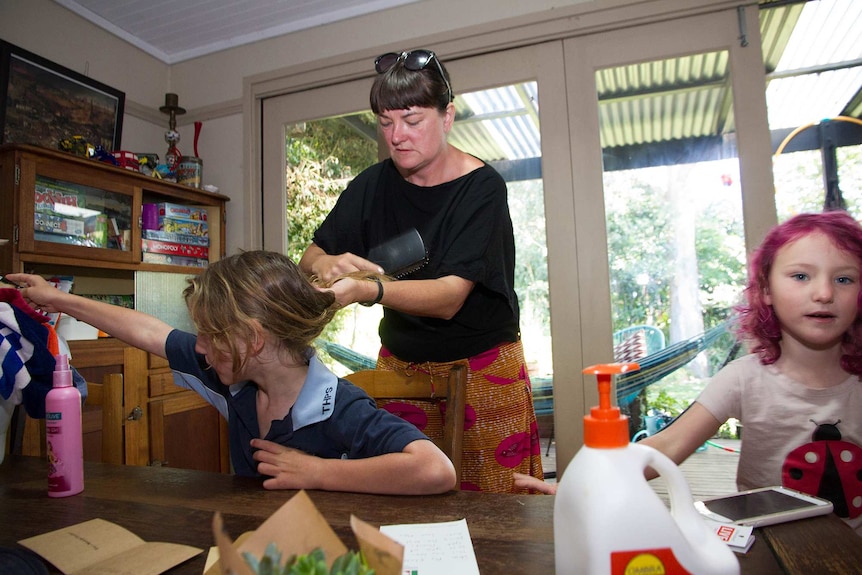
[695,486,833,527]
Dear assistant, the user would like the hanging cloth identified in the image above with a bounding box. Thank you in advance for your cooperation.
[0,288,86,418]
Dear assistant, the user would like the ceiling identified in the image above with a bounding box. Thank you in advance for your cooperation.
[52,0,861,175]
[52,0,419,64]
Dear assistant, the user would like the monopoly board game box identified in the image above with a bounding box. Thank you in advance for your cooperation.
[142,252,209,268]
[142,238,209,259]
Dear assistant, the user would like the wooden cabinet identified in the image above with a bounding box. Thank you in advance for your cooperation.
[1,144,230,472]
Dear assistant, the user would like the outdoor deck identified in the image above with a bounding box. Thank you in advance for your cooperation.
[543,439,740,504]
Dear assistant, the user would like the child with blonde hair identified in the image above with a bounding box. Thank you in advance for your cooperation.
[10,250,456,495]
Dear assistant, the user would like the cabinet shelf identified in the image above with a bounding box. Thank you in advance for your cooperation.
[2,143,228,272]
[2,144,230,472]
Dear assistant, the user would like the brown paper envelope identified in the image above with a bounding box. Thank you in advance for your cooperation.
[238,490,347,562]
[211,490,348,574]
[19,518,201,575]
[350,515,404,575]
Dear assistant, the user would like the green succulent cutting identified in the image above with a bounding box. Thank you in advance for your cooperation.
[242,544,375,575]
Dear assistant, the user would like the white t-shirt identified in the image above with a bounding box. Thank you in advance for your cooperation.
[696,353,862,534]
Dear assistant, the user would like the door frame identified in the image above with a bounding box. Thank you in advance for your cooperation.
[253,3,776,475]
[556,4,774,473]
[261,42,585,461]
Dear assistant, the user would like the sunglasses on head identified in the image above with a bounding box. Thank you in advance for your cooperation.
[374,50,453,103]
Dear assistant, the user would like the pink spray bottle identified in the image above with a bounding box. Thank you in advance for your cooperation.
[46,354,84,497]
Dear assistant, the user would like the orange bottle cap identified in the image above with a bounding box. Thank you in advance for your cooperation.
[582,363,640,448]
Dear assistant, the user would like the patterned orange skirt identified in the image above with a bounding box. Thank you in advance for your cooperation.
[376,340,544,493]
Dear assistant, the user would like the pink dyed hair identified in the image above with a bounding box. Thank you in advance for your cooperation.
[736,211,862,375]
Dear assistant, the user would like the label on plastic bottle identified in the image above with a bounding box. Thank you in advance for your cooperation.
[47,418,69,492]
[611,548,692,574]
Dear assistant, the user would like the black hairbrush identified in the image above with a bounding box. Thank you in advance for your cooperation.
[367,228,428,278]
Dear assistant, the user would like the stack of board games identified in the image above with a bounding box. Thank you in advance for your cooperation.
[141,202,209,268]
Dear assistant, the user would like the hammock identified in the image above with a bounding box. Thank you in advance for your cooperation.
[316,339,376,372]
[529,322,731,412]
[316,321,732,412]
[614,322,730,404]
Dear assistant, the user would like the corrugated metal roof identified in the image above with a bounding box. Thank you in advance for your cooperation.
[448,84,540,162]
[596,50,732,148]
[444,0,862,166]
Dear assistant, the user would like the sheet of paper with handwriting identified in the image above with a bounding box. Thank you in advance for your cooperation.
[380,519,480,575]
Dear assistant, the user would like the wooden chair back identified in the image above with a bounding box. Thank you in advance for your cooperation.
[345,364,467,487]
[16,373,124,465]
[83,373,124,465]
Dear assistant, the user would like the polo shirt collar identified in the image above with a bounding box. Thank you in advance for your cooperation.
[290,353,339,431]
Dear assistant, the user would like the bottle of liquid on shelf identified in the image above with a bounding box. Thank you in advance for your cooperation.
[46,354,84,497]
[554,363,739,575]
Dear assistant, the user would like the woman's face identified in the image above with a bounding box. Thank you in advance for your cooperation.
[377,104,454,178]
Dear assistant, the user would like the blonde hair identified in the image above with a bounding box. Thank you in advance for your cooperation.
[183,250,338,374]
[310,270,391,288]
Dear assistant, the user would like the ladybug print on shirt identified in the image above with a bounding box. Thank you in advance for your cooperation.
[782,420,862,520]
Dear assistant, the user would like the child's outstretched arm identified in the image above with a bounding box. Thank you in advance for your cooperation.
[250,437,457,495]
[8,273,174,358]
[639,402,723,477]
[511,402,723,494]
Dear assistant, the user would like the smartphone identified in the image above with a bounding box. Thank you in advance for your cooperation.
[695,486,833,527]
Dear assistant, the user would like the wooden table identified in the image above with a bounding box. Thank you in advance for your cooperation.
[1,456,860,574]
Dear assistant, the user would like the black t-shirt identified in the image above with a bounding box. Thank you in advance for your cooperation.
[313,159,519,362]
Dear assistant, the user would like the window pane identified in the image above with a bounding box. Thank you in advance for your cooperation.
[768,0,862,221]
[598,52,746,435]
[284,114,381,366]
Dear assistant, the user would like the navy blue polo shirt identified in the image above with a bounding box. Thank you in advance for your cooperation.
[164,330,429,476]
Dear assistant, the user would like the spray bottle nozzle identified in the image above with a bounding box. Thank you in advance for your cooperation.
[582,363,640,448]
[53,354,72,388]
[55,354,69,371]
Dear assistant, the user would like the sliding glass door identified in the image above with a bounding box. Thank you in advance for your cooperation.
[554,5,773,471]
[261,45,574,474]
[261,6,775,475]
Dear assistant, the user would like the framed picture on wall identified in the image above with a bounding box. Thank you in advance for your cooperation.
[0,40,124,151]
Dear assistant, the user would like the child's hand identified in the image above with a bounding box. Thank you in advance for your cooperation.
[251,438,323,490]
[6,273,63,313]
[514,472,557,494]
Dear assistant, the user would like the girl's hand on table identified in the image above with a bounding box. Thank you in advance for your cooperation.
[514,472,557,494]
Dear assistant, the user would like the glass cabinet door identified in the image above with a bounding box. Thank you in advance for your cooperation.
[16,153,137,264]
[34,175,133,251]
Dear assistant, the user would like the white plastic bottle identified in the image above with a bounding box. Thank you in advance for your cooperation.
[554,363,739,575]
[45,354,84,497]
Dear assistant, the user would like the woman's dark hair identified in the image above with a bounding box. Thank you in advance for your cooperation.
[370,54,452,114]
